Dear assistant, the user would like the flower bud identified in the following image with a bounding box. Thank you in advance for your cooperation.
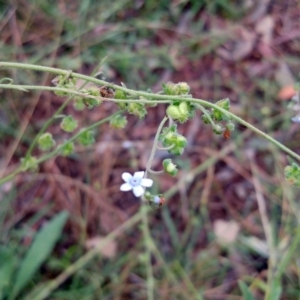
[52,75,77,97]
[177,82,190,94]
[201,112,211,124]
[163,159,178,176]
[38,133,56,151]
[213,124,223,135]
[73,98,85,111]
[21,156,38,172]
[115,90,128,109]
[226,122,235,131]
[59,141,74,156]
[285,163,300,187]
[60,115,78,133]
[78,129,95,146]
[216,98,230,110]
[110,115,127,129]
[166,103,189,123]
[127,103,147,119]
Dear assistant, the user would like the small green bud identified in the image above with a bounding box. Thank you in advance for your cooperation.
[87,86,100,97]
[145,192,165,209]
[166,105,181,120]
[21,156,38,172]
[159,125,187,156]
[226,122,235,131]
[163,159,178,176]
[162,82,177,95]
[212,109,223,122]
[115,90,128,109]
[78,130,95,146]
[38,133,56,151]
[177,82,190,94]
[52,75,77,97]
[110,115,127,129]
[212,98,230,121]
[60,115,78,133]
[213,124,223,135]
[216,98,230,110]
[60,141,74,156]
[115,90,127,99]
[127,103,147,119]
[201,112,211,124]
[167,102,195,123]
[73,98,85,111]
[162,82,190,95]
[285,163,300,187]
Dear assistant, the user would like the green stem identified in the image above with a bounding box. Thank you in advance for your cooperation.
[145,116,168,177]
[0,84,170,105]
[1,62,300,163]
[140,204,155,300]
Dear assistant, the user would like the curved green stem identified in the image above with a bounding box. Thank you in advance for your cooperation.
[140,204,155,300]
[156,144,174,151]
[1,61,300,163]
[0,84,170,105]
[147,168,164,175]
[145,116,168,177]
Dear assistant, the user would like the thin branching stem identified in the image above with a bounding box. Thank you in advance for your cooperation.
[145,116,168,177]
[1,62,299,163]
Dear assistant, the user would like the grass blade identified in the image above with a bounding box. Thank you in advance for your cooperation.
[11,211,69,298]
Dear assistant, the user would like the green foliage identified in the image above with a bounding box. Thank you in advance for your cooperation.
[238,281,255,300]
[12,211,69,298]
[0,247,16,297]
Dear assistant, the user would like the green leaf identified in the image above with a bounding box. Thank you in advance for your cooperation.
[12,211,69,298]
[238,280,255,300]
[0,247,16,299]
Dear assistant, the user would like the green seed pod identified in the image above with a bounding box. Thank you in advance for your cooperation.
[38,133,56,151]
[110,115,127,129]
[60,115,78,133]
[163,159,178,176]
[213,124,223,135]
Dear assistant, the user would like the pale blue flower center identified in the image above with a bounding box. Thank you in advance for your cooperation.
[130,177,141,187]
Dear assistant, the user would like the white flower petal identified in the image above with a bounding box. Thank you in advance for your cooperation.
[141,178,153,187]
[122,172,132,183]
[153,196,160,204]
[133,186,145,197]
[120,183,133,191]
[292,116,300,123]
[133,171,145,179]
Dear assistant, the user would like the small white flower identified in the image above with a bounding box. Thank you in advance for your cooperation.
[120,171,153,197]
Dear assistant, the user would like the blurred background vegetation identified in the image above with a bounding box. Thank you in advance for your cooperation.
[1,0,300,299]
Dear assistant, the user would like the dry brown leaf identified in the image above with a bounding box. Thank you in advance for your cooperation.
[85,236,117,258]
